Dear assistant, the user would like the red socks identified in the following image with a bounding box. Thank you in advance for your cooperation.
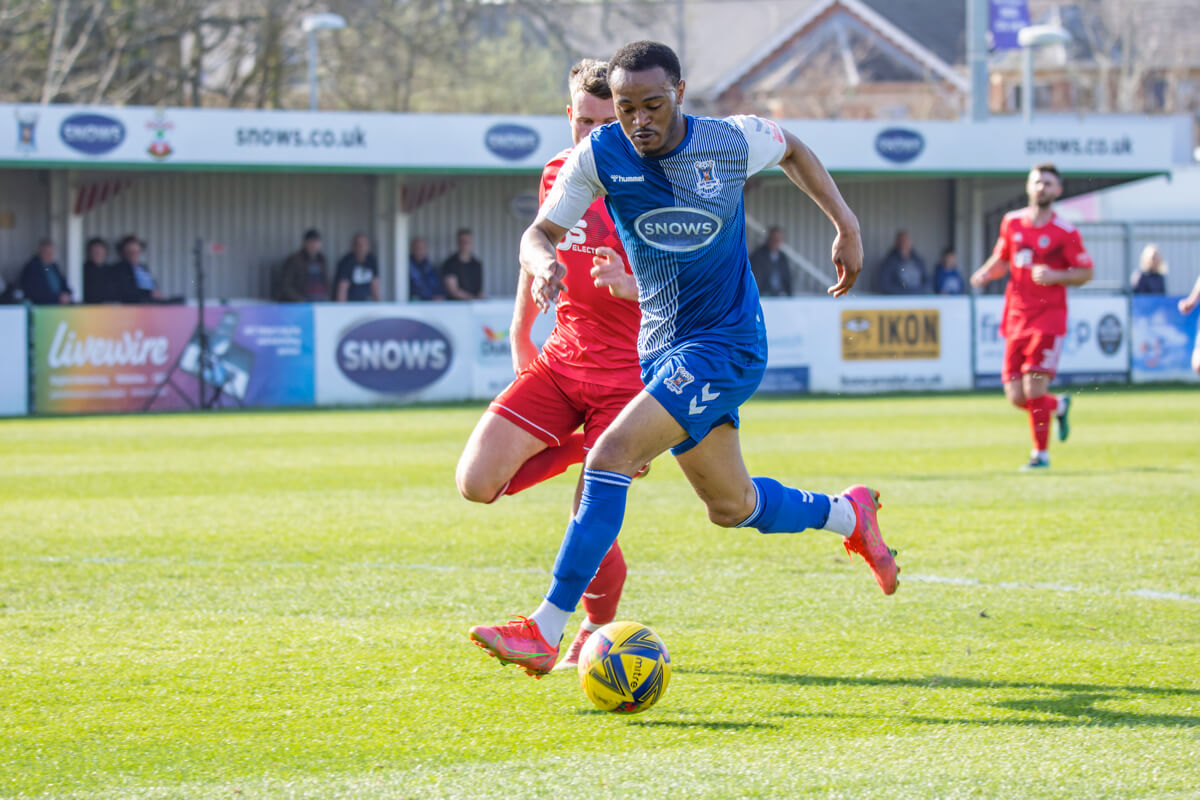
[1026,395,1057,451]
[582,540,626,626]
[498,432,587,499]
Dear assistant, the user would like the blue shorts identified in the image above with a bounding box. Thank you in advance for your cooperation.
[642,334,767,455]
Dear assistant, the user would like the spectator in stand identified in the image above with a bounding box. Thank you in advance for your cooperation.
[334,233,381,302]
[1131,243,1167,294]
[278,229,330,302]
[20,238,72,304]
[441,228,485,301]
[83,237,120,303]
[876,230,929,294]
[749,226,793,297]
[408,236,444,301]
[933,248,966,295]
[114,235,163,303]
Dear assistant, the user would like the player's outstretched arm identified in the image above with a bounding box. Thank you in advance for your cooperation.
[1179,275,1200,315]
[520,218,570,313]
[775,132,862,297]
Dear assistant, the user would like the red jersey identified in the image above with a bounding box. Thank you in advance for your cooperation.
[536,148,641,387]
[992,210,1092,336]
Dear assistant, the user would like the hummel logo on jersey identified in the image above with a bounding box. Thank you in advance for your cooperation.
[610,174,645,183]
[663,365,695,395]
[694,160,721,198]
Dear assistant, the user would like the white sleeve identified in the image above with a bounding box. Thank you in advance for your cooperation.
[726,115,788,176]
[539,138,605,229]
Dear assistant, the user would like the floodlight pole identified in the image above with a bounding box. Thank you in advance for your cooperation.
[307,31,319,111]
[1021,45,1034,123]
[301,13,347,111]
[1018,25,1071,123]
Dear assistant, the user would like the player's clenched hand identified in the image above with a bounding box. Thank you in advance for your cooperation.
[531,261,567,312]
[1179,296,1198,315]
[827,225,864,298]
[591,247,638,301]
[1031,265,1056,285]
[969,266,991,288]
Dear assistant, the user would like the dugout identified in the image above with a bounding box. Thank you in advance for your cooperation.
[0,104,1191,303]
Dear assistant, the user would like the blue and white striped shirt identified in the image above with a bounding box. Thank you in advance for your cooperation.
[540,114,787,362]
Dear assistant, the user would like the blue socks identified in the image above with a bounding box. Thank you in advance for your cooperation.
[545,469,632,612]
[737,476,831,533]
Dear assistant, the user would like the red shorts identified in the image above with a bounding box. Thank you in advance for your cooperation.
[488,355,642,449]
[1002,329,1064,382]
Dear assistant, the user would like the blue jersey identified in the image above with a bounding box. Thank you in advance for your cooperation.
[541,114,788,363]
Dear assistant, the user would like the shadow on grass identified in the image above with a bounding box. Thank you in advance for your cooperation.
[569,708,778,730]
[679,669,1200,729]
[623,719,780,731]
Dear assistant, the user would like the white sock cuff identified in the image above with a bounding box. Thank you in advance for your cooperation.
[823,494,857,537]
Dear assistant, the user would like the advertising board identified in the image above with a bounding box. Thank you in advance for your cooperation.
[1130,295,1200,383]
[974,295,1129,387]
[31,305,314,414]
[0,307,27,416]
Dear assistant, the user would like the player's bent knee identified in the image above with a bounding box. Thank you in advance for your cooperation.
[585,434,637,475]
[455,463,502,504]
[705,498,753,528]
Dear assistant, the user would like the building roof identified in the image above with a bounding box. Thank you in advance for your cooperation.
[553,0,968,98]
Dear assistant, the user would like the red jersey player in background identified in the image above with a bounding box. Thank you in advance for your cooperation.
[971,163,1093,470]
[456,59,643,672]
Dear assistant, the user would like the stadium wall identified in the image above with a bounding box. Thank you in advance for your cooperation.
[0,170,49,282]
[12,293,1195,417]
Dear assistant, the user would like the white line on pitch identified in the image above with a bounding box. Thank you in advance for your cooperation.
[905,573,1200,603]
[11,555,1200,604]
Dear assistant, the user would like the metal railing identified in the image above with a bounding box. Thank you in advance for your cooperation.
[1075,221,1200,295]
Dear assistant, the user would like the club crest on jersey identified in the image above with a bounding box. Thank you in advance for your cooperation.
[694,160,721,198]
[663,365,695,395]
[1038,235,1051,248]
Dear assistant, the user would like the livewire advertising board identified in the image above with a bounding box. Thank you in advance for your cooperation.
[973,295,1129,387]
[31,305,314,414]
[0,306,27,416]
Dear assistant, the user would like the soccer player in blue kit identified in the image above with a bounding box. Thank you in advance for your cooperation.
[469,41,899,677]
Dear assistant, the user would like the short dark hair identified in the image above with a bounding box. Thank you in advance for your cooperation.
[1033,162,1061,181]
[610,40,681,86]
[86,237,108,251]
[457,228,472,238]
[37,237,54,249]
[569,59,612,100]
[117,234,143,253]
[303,228,321,241]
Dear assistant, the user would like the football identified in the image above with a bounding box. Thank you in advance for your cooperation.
[577,621,671,713]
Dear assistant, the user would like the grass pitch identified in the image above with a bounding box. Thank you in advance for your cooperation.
[1,389,1198,799]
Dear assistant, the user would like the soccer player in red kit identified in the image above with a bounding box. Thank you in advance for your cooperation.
[971,163,1093,470]
[456,59,643,671]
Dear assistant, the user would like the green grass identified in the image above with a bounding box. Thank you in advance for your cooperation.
[1,390,1198,799]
